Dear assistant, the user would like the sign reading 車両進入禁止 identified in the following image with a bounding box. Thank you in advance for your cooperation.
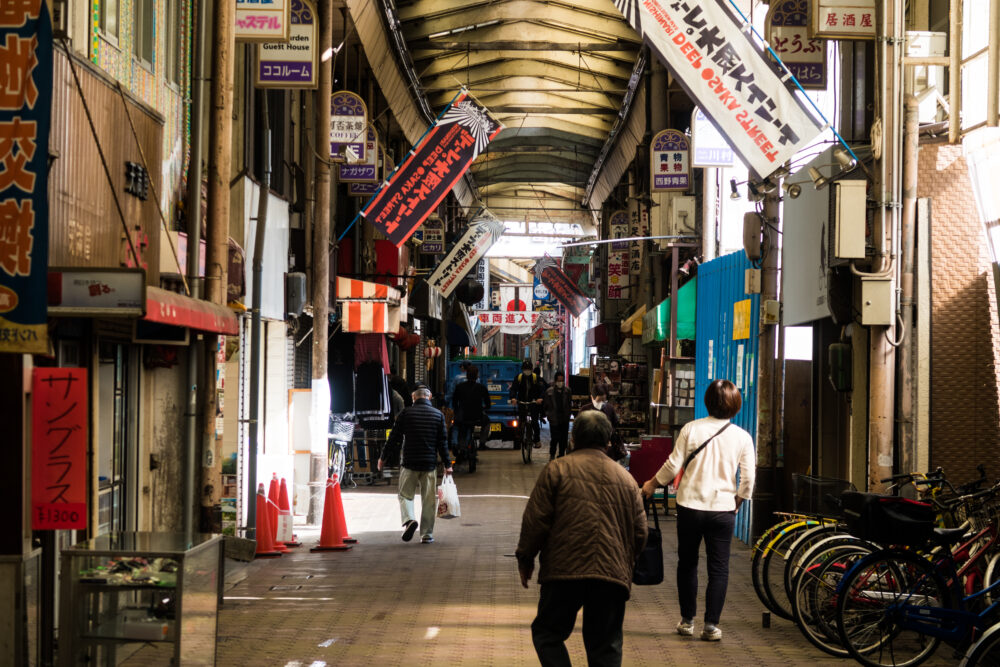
[811,0,876,40]
[340,125,378,182]
[612,0,824,178]
[236,0,290,42]
[330,91,367,162]
[651,129,690,192]
[536,257,591,319]
[766,0,826,90]
[427,216,504,298]
[361,90,503,247]
[255,0,316,88]
[0,0,51,354]
[32,368,88,530]
[475,309,539,336]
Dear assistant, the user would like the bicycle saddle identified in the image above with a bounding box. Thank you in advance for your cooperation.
[930,526,969,545]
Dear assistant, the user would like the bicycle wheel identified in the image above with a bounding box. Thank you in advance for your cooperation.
[783,523,843,608]
[521,422,532,464]
[469,438,478,473]
[762,521,823,619]
[331,446,346,483]
[836,550,950,667]
[961,623,1000,666]
[752,518,808,613]
[984,553,1000,605]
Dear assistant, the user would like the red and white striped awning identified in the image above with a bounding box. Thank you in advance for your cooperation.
[336,277,403,334]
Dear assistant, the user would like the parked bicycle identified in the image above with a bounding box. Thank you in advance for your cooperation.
[328,416,356,488]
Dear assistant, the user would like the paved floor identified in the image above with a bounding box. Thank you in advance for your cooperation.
[124,444,956,666]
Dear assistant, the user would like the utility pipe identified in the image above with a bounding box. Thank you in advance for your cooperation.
[896,96,919,476]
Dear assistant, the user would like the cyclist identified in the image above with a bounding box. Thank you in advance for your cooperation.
[511,360,544,448]
[452,365,491,469]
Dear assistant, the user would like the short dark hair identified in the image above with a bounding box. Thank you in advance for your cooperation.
[572,410,613,449]
[554,371,565,380]
[461,361,471,370]
[591,383,608,399]
[522,360,533,370]
[704,379,742,419]
[466,366,479,381]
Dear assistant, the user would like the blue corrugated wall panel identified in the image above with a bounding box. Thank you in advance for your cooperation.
[695,252,760,544]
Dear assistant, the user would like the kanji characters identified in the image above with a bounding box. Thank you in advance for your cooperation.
[0,0,41,27]
[0,198,33,276]
[0,117,35,192]
[0,33,38,110]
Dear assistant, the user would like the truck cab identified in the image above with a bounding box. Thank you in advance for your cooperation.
[445,358,522,445]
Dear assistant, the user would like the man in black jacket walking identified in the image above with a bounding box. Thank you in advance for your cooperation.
[379,386,453,543]
[452,365,491,471]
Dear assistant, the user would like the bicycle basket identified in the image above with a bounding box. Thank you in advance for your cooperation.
[329,419,356,442]
[841,492,935,546]
[791,474,857,518]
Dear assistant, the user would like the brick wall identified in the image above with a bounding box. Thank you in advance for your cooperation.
[920,144,1000,481]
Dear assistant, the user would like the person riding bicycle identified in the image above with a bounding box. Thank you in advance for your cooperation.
[452,365,491,468]
[511,360,544,448]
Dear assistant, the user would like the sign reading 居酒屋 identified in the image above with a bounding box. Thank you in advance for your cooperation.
[361,90,503,247]
[236,0,290,42]
[0,0,51,354]
[612,0,824,178]
[255,0,317,88]
[651,129,690,192]
[330,91,367,162]
[766,0,827,90]
[32,368,88,530]
[811,0,876,40]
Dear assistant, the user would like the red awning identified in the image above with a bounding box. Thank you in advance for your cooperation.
[144,287,239,336]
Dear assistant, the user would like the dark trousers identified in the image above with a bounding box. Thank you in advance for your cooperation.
[531,580,627,667]
[549,422,569,458]
[676,505,736,625]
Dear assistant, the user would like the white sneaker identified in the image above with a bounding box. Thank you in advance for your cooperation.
[701,625,722,641]
[676,620,694,636]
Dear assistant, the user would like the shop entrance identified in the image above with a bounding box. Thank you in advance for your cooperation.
[97,342,140,534]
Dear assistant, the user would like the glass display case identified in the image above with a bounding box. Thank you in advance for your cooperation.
[59,532,221,666]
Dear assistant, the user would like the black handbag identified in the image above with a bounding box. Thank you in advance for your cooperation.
[633,499,664,586]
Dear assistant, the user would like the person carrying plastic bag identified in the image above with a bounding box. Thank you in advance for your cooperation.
[437,473,461,519]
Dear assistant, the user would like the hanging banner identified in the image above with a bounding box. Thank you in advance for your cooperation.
[361,90,503,247]
[607,251,629,300]
[628,198,646,279]
[536,258,591,318]
[330,91,367,162]
[427,216,504,297]
[32,368,88,530]
[475,309,540,335]
[472,258,491,311]
[255,0,316,88]
[0,1,51,354]
[612,0,824,178]
[691,107,735,167]
[609,209,630,250]
[811,0,876,40]
[766,1,827,90]
[236,0,290,42]
[651,129,691,192]
[339,124,378,182]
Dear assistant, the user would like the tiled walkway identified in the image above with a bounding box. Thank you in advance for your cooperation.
[125,445,955,666]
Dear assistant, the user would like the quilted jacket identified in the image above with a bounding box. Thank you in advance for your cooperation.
[516,448,648,594]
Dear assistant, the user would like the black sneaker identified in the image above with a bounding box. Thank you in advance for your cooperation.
[421,535,434,544]
[402,520,418,542]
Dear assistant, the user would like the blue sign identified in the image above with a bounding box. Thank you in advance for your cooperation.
[0,1,51,354]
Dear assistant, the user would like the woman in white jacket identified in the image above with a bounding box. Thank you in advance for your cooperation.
[641,379,755,643]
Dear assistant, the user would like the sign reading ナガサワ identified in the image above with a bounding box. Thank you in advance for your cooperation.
[340,125,378,182]
[32,368,88,530]
[330,91,367,162]
[236,0,290,42]
[255,0,317,88]
[612,0,824,178]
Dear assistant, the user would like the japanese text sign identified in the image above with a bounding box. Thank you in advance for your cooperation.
[340,125,378,182]
[330,91,367,162]
[361,90,503,247]
[609,209,629,250]
[236,0,290,42]
[613,0,824,178]
[733,298,752,339]
[473,258,490,311]
[537,258,591,318]
[0,0,50,354]
[255,0,316,88]
[607,250,629,300]
[421,217,444,254]
[32,368,88,530]
[427,216,504,297]
[475,309,539,335]
[651,129,690,192]
[691,106,734,167]
[766,0,826,89]
[812,0,876,40]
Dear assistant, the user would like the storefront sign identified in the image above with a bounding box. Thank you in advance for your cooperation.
[361,90,502,247]
[537,258,591,318]
[475,309,540,335]
[339,125,377,182]
[472,258,490,311]
[651,129,690,192]
[427,216,504,297]
[628,199,646,279]
[255,0,316,88]
[330,91,367,162]
[733,298,752,339]
[349,181,378,197]
[607,251,628,300]
[613,0,824,178]
[32,368,88,530]
[610,209,629,250]
[766,1,826,89]
[691,107,735,167]
[532,273,556,311]
[47,269,145,315]
[421,217,444,254]
[811,0,876,40]
[236,0,290,42]
[0,2,51,354]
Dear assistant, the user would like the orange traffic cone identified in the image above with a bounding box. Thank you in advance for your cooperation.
[254,483,283,558]
[332,476,358,544]
[310,477,353,552]
[267,474,290,553]
[278,477,300,547]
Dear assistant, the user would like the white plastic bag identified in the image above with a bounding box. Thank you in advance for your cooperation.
[437,474,461,519]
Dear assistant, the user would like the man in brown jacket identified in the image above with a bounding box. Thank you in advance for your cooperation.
[516,410,648,666]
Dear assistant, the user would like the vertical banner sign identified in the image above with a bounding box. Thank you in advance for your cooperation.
[421,217,444,254]
[607,251,628,300]
[650,129,691,192]
[361,90,503,247]
[32,368,88,530]
[255,0,317,88]
[766,1,826,90]
[532,274,557,311]
[236,0,290,41]
[473,258,490,311]
[811,0,877,40]
[330,91,367,162]
[427,216,504,297]
[609,209,630,250]
[0,1,51,354]
[627,199,644,280]
[339,125,377,182]
[537,257,591,318]
[691,107,735,167]
[612,0,824,178]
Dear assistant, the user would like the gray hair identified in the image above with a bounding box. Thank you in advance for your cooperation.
[571,410,613,450]
[412,387,432,400]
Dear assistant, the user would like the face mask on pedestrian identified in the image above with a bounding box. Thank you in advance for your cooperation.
[555,380,564,388]
[592,398,604,410]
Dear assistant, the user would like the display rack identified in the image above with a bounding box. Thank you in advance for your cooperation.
[590,354,648,441]
[59,532,222,667]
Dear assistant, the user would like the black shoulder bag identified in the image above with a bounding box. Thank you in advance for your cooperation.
[683,422,732,469]
[633,499,663,585]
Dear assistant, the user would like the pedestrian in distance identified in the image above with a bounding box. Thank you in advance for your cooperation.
[378,385,453,544]
[517,410,648,667]
[451,365,491,470]
[577,384,626,461]
[641,379,756,642]
[542,371,572,460]
[511,360,544,448]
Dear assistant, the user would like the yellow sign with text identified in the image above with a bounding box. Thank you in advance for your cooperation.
[733,299,752,340]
